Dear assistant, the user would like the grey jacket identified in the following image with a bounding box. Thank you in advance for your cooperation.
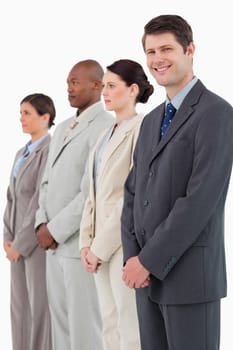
[35,102,114,257]
[3,135,51,257]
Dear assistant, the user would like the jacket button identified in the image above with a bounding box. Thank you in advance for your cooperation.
[144,200,149,206]
[141,229,145,235]
[149,171,154,177]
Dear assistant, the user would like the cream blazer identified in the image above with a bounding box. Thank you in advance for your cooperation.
[79,113,144,262]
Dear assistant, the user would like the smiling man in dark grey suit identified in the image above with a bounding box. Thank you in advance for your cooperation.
[121,15,233,350]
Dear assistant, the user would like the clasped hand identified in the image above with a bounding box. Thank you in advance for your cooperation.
[4,240,20,262]
[36,223,58,250]
[80,247,101,273]
[122,256,150,289]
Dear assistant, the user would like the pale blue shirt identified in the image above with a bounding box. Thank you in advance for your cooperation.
[94,125,114,185]
[13,134,48,178]
[168,76,198,110]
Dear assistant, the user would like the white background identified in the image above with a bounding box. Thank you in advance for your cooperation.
[0,1,232,348]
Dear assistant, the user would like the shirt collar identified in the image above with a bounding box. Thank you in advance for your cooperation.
[167,76,198,110]
[27,133,49,153]
[75,101,102,124]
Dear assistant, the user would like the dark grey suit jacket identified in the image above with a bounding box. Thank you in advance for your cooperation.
[121,80,233,305]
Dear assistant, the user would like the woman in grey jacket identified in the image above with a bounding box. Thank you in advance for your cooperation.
[3,93,56,350]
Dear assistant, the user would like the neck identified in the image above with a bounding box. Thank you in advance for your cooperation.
[77,99,99,114]
[166,73,194,100]
[30,131,48,143]
[115,108,137,125]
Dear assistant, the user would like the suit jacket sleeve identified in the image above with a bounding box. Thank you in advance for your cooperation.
[79,197,125,262]
[47,173,89,244]
[139,102,233,280]
[79,196,94,250]
[90,197,123,261]
[3,152,19,243]
[36,133,93,244]
[34,153,50,228]
[3,186,14,242]
[12,146,50,257]
[121,138,142,264]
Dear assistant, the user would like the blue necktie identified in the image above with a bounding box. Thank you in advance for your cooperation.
[23,144,30,158]
[160,102,176,138]
[13,144,30,177]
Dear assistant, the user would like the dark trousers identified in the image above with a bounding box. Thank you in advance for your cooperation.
[135,288,220,350]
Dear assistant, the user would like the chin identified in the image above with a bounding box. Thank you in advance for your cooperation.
[105,105,113,111]
[68,100,77,108]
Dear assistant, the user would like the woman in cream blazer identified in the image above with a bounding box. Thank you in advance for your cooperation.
[3,93,56,350]
[79,59,154,350]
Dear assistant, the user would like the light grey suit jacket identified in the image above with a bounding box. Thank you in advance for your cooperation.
[3,134,51,257]
[35,102,114,257]
[121,80,233,304]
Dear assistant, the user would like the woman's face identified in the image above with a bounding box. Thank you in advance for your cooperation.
[20,102,49,138]
[102,70,134,113]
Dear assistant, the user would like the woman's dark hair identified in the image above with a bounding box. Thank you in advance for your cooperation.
[106,59,154,103]
[21,93,56,128]
[142,14,193,53]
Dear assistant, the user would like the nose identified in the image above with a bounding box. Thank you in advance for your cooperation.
[102,86,108,96]
[67,84,72,93]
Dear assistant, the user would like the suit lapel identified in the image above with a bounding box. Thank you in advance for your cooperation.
[150,80,205,165]
[51,112,96,166]
[151,104,165,148]
[150,104,194,163]
[97,114,143,184]
[64,117,89,144]
[15,152,37,185]
[51,102,109,166]
[98,127,126,173]
[16,135,50,185]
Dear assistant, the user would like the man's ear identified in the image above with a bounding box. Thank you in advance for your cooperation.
[93,80,103,90]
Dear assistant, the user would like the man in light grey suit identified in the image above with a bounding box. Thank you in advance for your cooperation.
[35,60,114,350]
[121,15,233,350]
